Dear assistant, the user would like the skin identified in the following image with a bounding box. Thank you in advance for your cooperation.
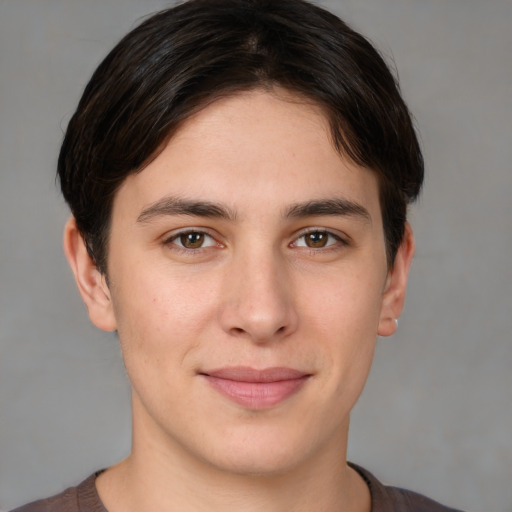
[64,89,414,512]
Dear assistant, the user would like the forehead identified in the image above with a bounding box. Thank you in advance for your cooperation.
[115,89,381,222]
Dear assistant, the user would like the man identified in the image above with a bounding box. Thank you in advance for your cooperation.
[14,0,464,510]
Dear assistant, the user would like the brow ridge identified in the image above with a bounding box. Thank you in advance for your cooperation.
[284,199,371,222]
[137,196,236,223]
[137,196,370,224]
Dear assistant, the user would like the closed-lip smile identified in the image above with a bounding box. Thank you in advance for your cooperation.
[200,366,311,409]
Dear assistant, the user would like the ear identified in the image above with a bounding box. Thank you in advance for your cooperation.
[63,217,117,332]
[377,222,415,337]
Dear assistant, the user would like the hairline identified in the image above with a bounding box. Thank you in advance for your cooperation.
[94,85,391,276]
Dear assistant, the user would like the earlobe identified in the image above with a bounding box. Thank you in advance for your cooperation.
[63,217,117,332]
[377,223,415,337]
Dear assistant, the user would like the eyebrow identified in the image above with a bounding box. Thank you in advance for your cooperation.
[137,196,371,224]
[137,196,237,223]
[284,199,371,223]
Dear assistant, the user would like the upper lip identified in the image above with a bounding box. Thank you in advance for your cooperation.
[201,366,310,383]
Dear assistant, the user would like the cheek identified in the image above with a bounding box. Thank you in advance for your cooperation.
[300,267,384,384]
[110,266,220,367]
[305,267,385,339]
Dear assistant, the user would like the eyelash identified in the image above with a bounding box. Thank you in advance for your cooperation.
[163,230,221,253]
[291,229,349,251]
[163,228,348,254]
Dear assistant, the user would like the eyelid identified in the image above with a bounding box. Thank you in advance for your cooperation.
[291,227,350,248]
[160,226,349,251]
[162,228,224,249]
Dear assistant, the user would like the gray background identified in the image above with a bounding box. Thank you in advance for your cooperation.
[1,0,511,510]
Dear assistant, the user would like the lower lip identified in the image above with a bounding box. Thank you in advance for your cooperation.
[203,375,309,409]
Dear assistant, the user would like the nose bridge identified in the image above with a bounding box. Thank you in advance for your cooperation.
[220,240,297,342]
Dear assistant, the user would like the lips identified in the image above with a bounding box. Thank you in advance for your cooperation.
[201,367,311,409]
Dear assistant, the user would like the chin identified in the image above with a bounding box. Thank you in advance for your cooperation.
[213,452,303,478]
[202,426,319,478]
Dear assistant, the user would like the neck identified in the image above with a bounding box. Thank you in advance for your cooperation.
[96,398,370,512]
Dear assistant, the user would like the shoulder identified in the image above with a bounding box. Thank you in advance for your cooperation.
[350,463,466,512]
[10,472,106,512]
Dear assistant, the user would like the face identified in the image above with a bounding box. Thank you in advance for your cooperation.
[67,89,412,477]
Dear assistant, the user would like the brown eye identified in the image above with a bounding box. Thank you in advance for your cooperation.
[305,232,329,248]
[165,230,219,253]
[179,232,206,248]
[293,230,342,249]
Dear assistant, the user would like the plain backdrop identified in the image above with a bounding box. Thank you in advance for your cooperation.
[1,1,511,510]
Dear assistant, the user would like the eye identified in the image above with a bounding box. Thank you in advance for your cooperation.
[167,231,217,250]
[293,230,343,249]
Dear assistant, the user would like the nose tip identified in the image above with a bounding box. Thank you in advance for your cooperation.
[219,262,298,343]
[228,306,290,342]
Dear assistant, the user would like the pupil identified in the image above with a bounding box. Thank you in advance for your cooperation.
[181,232,204,248]
[307,232,327,247]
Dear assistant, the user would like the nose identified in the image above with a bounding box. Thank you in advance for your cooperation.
[219,248,298,343]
